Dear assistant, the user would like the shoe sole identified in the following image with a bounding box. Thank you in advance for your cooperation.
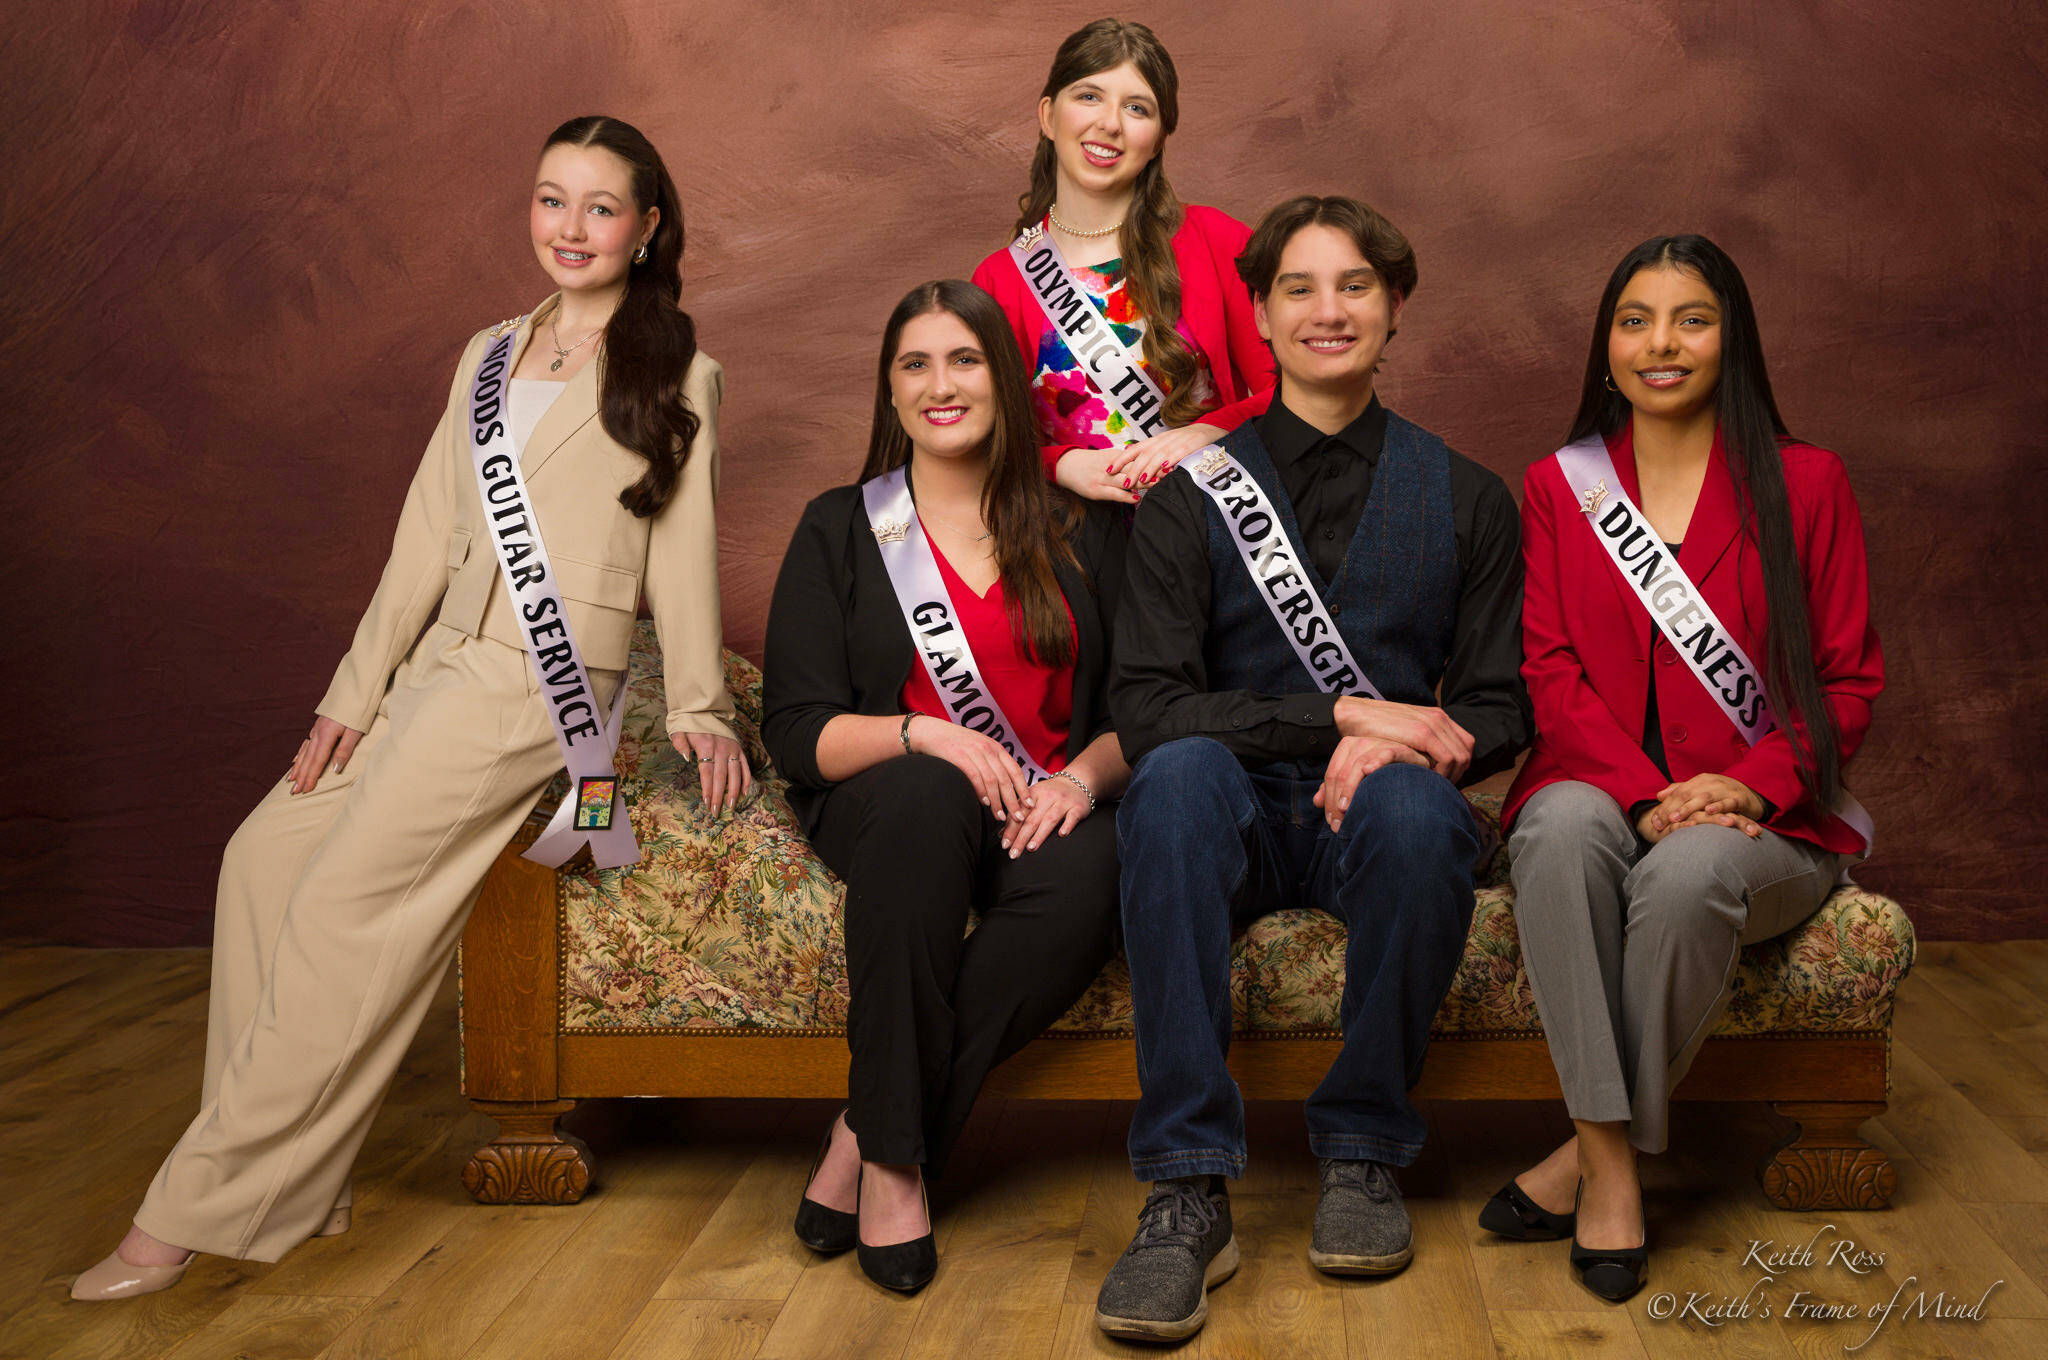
[1095,1235,1241,1342]
[793,1230,857,1255]
[1307,1242,1415,1276]
[1477,1199,1572,1242]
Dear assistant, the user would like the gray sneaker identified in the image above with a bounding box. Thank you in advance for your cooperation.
[1095,1177,1240,1342]
[1309,1158,1414,1275]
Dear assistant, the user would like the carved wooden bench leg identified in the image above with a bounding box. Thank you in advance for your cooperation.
[1760,1100,1896,1210]
[462,1099,593,1204]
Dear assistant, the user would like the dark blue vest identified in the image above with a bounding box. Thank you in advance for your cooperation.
[1200,413,1460,776]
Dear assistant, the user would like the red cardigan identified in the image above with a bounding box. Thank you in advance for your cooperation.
[1503,428,1883,854]
[971,203,1277,477]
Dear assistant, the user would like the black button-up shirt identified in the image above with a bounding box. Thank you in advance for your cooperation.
[1110,393,1532,782]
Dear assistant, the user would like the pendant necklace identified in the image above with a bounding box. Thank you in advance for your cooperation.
[549,313,601,372]
[920,503,993,544]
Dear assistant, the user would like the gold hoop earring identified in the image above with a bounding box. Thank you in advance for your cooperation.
[633,243,649,264]
[1603,373,1619,392]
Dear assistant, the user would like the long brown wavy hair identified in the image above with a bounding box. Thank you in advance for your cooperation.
[1010,18,1204,429]
[860,281,1080,666]
[541,116,700,518]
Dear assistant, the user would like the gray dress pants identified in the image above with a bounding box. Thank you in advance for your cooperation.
[1508,781,1837,1153]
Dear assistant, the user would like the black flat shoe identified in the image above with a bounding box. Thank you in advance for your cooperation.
[1569,1183,1648,1303]
[1478,1180,1576,1241]
[855,1172,936,1295]
[792,1110,859,1254]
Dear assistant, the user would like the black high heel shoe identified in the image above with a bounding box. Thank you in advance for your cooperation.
[792,1110,859,1254]
[1478,1180,1577,1241]
[1569,1181,1648,1303]
[855,1168,937,1295]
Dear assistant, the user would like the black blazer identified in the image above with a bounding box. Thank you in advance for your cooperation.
[762,473,1127,834]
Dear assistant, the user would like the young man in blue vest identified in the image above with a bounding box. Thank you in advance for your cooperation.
[1095,195,1532,1343]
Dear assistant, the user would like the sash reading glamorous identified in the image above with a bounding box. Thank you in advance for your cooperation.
[1183,444,1384,699]
[1554,437,1875,859]
[861,466,1053,783]
[1007,220,1169,444]
[467,324,637,869]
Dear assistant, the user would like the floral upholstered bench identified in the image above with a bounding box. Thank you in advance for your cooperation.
[456,626,1916,1211]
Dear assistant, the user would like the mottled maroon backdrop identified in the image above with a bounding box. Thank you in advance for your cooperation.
[4,2,2042,945]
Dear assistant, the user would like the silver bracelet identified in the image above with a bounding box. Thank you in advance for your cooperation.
[901,711,919,755]
[1051,769,1096,813]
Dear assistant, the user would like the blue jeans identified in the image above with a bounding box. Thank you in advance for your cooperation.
[1117,737,1479,1179]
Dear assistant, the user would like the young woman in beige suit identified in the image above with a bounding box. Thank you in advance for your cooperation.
[73,115,747,1300]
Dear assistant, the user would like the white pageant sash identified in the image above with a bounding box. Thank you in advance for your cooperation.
[467,322,637,870]
[1007,220,1168,445]
[1554,437,1874,863]
[1182,444,1383,699]
[861,467,1053,783]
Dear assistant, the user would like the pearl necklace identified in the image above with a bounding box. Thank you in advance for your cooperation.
[1048,205,1124,239]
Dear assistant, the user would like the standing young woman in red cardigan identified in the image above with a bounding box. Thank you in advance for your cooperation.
[970,18,1275,504]
[1486,235,1883,1302]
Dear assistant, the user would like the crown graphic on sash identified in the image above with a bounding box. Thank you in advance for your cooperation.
[1015,223,1045,251]
[1193,447,1230,479]
[871,517,910,545]
[1580,479,1609,515]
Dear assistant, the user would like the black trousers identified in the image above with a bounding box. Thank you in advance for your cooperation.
[809,754,1120,1178]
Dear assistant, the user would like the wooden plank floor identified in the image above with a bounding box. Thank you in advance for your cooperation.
[1,944,2044,1359]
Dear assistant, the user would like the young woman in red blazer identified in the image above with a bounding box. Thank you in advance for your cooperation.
[1485,236,1882,1302]
[970,18,1275,504]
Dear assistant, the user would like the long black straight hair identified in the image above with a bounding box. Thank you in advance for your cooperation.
[542,115,699,518]
[860,280,1080,667]
[1567,234,1841,803]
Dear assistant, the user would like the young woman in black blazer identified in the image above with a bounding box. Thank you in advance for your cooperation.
[763,279,1129,1294]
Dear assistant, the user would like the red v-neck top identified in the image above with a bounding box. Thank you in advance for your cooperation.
[898,520,1078,774]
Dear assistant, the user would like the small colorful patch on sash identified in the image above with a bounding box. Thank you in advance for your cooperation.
[574,776,618,831]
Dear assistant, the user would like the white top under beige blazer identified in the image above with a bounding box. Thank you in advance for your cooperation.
[316,292,738,742]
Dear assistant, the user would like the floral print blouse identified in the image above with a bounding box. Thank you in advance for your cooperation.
[1027,257,1214,451]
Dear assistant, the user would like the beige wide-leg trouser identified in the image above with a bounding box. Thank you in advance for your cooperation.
[134,624,613,1262]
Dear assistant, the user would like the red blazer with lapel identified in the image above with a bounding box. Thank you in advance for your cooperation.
[1503,427,1883,854]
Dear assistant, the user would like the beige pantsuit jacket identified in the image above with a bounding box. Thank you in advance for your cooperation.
[317,293,737,742]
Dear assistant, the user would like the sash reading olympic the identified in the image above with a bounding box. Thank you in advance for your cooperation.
[1554,437,1875,867]
[468,322,637,869]
[861,466,1053,784]
[1008,220,1169,445]
[1182,443,1384,699]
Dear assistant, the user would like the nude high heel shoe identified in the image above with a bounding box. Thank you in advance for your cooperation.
[70,1249,194,1301]
[315,1181,353,1237]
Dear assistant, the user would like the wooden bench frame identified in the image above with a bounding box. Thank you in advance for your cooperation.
[457,821,1899,1212]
